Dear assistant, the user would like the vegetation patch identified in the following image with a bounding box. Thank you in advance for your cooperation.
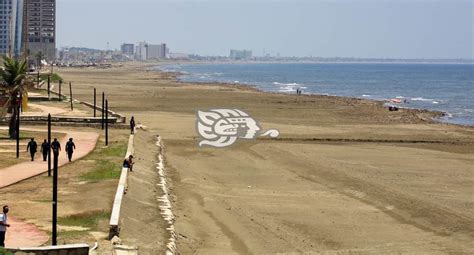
[58,210,110,229]
[77,141,126,181]
[80,159,121,181]
[40,73,63,83]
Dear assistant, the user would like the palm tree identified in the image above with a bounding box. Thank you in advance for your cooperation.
[0,56,30,138]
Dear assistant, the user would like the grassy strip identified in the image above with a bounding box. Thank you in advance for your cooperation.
[58,210,110,229]
[80,159,121,181]
[40,73,63,83]
[79,141,127,181]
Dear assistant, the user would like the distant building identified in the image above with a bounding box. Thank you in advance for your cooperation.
[26,0,56,62]
[121,43,134,56]
[0,0,24,57]
[135,42,147,61]
[230,49,252,60]
[146,43,167,59]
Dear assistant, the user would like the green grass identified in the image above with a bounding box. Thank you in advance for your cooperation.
[80,159,121,182]
[79,141,126,182]
[40,73,63,83]
[0,247,14,255]
[58,210,110,229]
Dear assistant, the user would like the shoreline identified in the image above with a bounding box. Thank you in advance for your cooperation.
[147,65,457,126]
[54,64,474,254]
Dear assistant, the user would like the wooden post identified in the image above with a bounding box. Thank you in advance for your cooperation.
[101,92,105,130]
[105,100,109,146]
[37,72,40,88]
[69,82,73,111]
[47,75,51,99]
[58,80,62,101]
[93,88,97,117]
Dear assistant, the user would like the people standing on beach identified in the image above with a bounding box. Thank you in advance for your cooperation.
[41,139,49,161]
[26,138,38,161]
[51,138,61,157]
[0,205,11,248]
[130,116,136,134]
[65,138,76,162]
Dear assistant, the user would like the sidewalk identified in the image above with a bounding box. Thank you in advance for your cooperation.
[5,217,50,248]
[0,127,99,189]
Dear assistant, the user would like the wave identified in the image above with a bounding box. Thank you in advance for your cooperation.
[273,82,301,86]
[411,97,435,102]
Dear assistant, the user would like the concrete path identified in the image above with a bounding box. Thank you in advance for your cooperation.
[5,217,50,248]
[0,127,99,189]
[23,103,68,117]
[0,127,99,248]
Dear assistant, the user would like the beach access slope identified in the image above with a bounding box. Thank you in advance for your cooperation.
[58,63,474,254]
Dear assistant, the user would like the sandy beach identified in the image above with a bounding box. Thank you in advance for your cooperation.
[56,62,474,254]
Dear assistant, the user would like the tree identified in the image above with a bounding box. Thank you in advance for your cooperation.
[0,56,30,138]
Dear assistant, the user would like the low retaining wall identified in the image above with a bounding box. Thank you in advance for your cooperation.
[108,132,135,239]
[9,244,89,255]
[40,88,127,124]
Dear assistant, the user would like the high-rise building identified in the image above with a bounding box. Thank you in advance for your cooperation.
[26,0,56,62]
[230,49,252,60]
[121,43,134,56]
[135,42,147,61]
[0,0,24,57]
[146,43,167,59]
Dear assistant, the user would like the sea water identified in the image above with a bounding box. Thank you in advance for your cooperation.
[157,63,474,126]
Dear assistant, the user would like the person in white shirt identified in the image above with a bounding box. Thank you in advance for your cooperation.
[0,205,10,247]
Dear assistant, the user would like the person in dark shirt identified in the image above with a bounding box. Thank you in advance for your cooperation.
[40,139,50,161]
[26,138,38,161]
[51,138,61,157]
[130,116,136,134]
[122,155,134,172]
[65,138,76,162]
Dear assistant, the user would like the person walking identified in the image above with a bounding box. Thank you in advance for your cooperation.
[51,138,61,158]
[26,138,38,161]
[65,138,76,162]
[41,139,49,161]
[0,205,10,248]
[130,116,136,134]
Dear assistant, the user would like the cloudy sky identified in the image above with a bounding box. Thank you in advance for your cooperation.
[57,0,473,58]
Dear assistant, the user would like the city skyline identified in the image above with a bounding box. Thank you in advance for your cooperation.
[57,0,473,59]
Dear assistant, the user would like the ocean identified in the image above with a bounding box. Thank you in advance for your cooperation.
[157,63,474,126]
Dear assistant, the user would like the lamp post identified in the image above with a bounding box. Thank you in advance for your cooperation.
[52,145,58,245]
[105,100,109,146]
[47,114,51,177]
[94,88,96,117]
[69,82,73,111]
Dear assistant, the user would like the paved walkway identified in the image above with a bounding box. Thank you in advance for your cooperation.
[0,127,99,249]
[5,217,50,248]
[23,103,68,117]
[0,127,99,189]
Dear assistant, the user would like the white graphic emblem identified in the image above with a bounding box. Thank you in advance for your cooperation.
[197,109,279,148]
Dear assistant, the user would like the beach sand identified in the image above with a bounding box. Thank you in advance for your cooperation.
[58,62,474,254]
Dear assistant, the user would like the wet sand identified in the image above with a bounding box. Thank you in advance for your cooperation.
[58,62,474,254]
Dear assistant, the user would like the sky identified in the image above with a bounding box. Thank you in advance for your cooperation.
[57,0,473,59]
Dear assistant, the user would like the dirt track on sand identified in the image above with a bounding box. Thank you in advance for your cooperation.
[58,63,474,254]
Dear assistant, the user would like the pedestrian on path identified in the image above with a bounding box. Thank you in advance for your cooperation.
[26,138,38,161]
[65,138,76,162]
[41,139,49,161]
[51,138,61,157]
[0,205,10,248]
[130,116,136,134]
